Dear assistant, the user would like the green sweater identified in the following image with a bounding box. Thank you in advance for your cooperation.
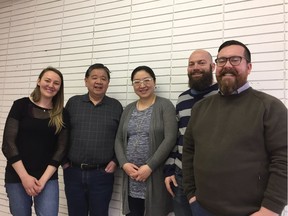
[183,87,287,216]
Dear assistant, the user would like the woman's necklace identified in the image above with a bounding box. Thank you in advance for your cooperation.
[29,96,52,112]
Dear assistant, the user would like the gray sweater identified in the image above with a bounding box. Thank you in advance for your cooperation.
[115,96,177,216]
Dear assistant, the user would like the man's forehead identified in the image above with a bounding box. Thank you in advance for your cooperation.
[190,55,208,62]
[190,50,211,61]
[218,45,245,56]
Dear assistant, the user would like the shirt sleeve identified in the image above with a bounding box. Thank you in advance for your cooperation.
[2,100,23,164]
[163,97,181,177]
[182,108,196,200]
[49,109,70,168]
[146,98,178,171]
[261,98,287,213]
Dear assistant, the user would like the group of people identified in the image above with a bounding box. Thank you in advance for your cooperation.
[2,40,287,216]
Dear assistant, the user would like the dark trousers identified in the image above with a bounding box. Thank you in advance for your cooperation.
[63,166,114,216]
[126,196,145,216]
[190,201,215,216]
[172,167,193,216]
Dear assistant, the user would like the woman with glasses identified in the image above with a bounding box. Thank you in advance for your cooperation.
[115,65,177,216]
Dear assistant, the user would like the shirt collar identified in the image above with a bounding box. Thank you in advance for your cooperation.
[82,93,106,105]
[219,82,250,95]
[237,82,250,94]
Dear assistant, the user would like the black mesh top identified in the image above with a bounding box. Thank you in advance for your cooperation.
[2,97,69,183]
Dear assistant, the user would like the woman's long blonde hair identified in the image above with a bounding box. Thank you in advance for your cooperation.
[30,66,65,134]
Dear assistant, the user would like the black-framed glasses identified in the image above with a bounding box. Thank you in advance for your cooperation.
[132,77,153,86]
[215,56,247,67]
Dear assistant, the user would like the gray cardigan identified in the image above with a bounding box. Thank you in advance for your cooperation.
[115,96,177,216]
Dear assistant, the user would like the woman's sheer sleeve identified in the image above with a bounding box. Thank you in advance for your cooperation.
[2,117,21,163]
[50,109,70,168]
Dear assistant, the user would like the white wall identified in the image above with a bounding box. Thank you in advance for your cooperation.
[0,0,287,215]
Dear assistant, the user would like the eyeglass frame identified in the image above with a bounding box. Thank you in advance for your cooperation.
[132,77,154,86]
[215,56,249,67]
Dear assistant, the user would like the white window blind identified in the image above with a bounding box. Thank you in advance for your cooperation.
[0,0,287,215]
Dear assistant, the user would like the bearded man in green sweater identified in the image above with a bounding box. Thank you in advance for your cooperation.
[182,40,287,216]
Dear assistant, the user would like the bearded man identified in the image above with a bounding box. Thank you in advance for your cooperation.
[164,49,218,216]
[182,40,287,216]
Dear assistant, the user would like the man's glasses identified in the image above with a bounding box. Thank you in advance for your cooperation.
[215,56,247,67]
[132,77,153,86]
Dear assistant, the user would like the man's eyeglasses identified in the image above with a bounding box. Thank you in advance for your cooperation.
[132,77,153,86]
[215,56,247,67]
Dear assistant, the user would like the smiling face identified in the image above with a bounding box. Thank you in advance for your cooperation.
[37,70,62,99]
[216,45,252,95]
[132,70,156,99]
[85,68,110,98]
[187,50,215,91]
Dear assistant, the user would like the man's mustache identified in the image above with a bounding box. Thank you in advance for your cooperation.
[219,68,238,77]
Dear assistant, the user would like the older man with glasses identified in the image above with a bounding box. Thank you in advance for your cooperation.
[182,40,287,216]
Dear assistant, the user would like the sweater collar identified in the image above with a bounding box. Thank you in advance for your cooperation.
[218,82,250,95]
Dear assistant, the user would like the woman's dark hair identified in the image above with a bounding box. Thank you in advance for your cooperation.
[85,63,110,80]
[218,40,251,63]
[131,65,156,81]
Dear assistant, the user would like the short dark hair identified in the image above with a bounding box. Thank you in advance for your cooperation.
[218,40,251,63]
[85,63,110,79]
[131,65,156,81]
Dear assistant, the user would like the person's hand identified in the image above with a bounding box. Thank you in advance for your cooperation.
[105,161,117,173]
[34,178,47,195]
[135,165,152,182]
[20,174,41,196]
[250,207,279,216]
[189,196,196,204]
[62,162,70,169]
[164,175,177,197]
[34,165,57,196]
[123,163,139,180]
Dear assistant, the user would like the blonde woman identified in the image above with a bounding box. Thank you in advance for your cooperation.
[2,67,69,216]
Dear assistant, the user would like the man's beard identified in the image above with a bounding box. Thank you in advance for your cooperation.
[216,68,246,95]
[188,66,213,91]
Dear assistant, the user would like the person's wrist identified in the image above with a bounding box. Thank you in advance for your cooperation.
[62,162,70,169]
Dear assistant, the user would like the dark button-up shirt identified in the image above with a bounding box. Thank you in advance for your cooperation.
[66,93,123,164]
